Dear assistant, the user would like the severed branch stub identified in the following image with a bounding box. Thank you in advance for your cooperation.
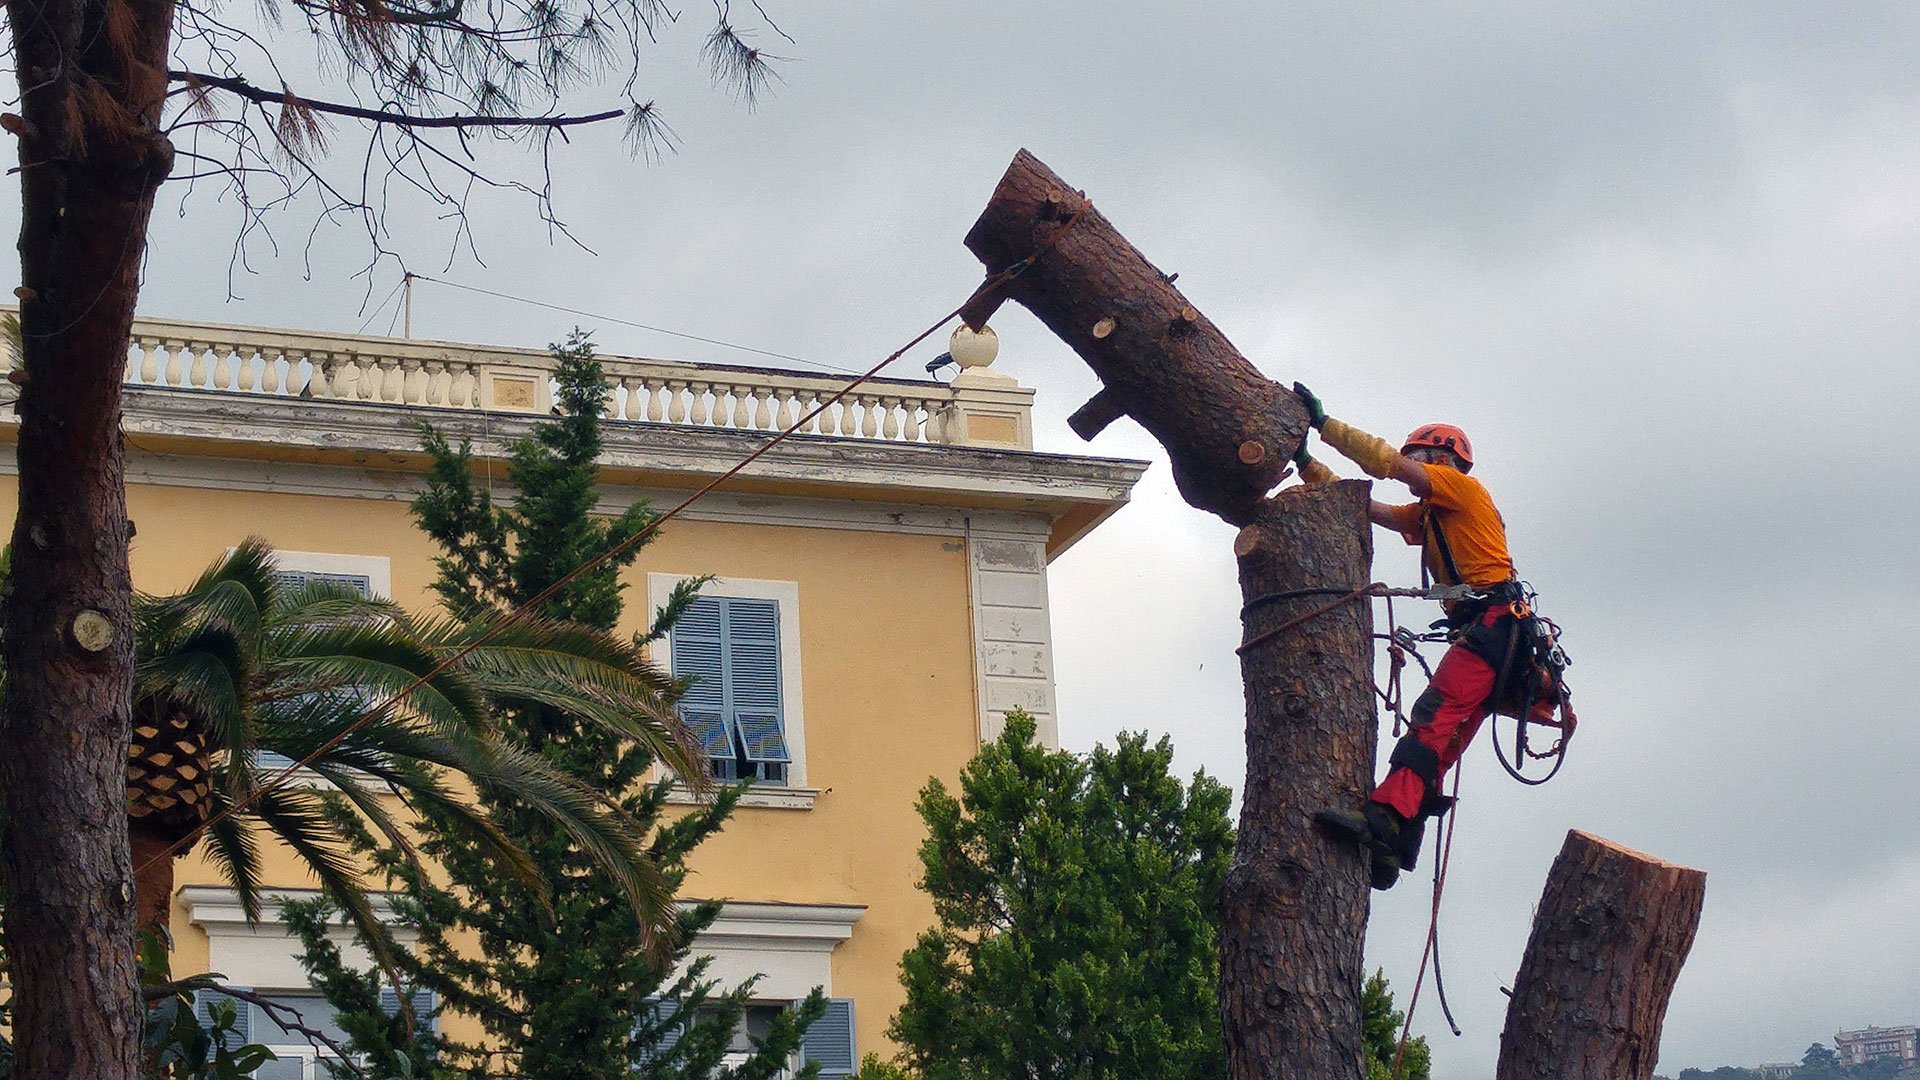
[964,149,1309,526]
[1497,831,1707,1080]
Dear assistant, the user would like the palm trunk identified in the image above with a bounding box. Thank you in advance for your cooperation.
[130,825,181,937]
[0,0,178,1071]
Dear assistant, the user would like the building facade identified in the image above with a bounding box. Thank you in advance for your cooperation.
[0,311,1143,1076]
[1836,1026,1920,1068]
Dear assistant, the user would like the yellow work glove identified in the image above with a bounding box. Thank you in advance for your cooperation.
[1298,457,1338,485]
[1319,418,1403,480]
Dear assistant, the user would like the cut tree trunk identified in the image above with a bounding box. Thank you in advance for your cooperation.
[963,148,1310,526]
[1,0,180,1070]
[1496,831,1707,1080]
[965,152,1378,1080]
[1221,480,1377,1079]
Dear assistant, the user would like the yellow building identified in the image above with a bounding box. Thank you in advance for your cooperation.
[0,311,1142,1077]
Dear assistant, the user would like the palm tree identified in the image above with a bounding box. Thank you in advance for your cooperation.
[122,537,706,951]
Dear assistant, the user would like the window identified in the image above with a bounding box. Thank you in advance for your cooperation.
[263,550,392,600]
[195,987,434,1080]
[636,998,855,1079]
[272,569,373,597]
[672,595,791,785]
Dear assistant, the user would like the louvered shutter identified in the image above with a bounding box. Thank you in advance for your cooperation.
[801,998,856,1078]
[634,997,683,1066]
[379,986,438,1034]
[672,598,734,758]
[724,598,789,765]
[273,569,373,597]
[195,986,252,1049]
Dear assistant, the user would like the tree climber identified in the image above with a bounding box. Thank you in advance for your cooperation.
[1288,383,1521,891]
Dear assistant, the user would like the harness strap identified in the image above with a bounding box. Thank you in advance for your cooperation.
[1422,508,1466,588]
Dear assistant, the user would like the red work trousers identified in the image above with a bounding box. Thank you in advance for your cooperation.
[1369,608,1504,821]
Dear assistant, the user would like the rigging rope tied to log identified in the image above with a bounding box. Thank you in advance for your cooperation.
[133,193,1098,884]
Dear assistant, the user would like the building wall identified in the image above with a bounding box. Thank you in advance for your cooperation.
[0,468,983,1058]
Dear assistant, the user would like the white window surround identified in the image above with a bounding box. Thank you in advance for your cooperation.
[180,886,417,991]
[673,900,864,1001]
[649,573,816,810]
[260,549,393,600]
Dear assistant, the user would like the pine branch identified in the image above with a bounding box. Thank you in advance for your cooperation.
[167,71,624,129]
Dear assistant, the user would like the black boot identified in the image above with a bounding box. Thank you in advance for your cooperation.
[1314,803,1405,891]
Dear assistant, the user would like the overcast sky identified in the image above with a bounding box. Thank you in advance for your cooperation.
[17,3,1919,1075]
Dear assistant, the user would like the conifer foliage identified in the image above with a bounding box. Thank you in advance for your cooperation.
[888,710,1234,1080]
[294,331,822,1079]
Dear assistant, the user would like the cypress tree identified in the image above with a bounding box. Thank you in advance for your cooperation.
[297,330,822,1079]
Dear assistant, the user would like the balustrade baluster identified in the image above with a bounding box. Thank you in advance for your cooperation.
[689,382,711,425]
[137,339,158,385]
[123,342,139,384]
[402,359,426,403]
[305,354,330,398]
[901,399,923,442]
[211,344,233,391]
[753,388,773,430]
[661,380,682,422]
[857,395,878,437]
[184,341,207,389]
[880,397,901,440]
[646,378,667,422]
[422,361,446,405]
[449,363,475,407]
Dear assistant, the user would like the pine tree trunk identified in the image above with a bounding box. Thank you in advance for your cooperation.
[965,152,1376,1080]
[1,0,178,1070]
[963,149,1310,526]
[1220,481,1376,1079]
[1496,831,1707,1080]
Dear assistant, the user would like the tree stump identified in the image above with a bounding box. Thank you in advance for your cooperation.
[1222,480,1377,1079]
[1497,831,1707,1080]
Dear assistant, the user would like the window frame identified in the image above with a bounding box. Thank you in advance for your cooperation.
[649,574,810,796]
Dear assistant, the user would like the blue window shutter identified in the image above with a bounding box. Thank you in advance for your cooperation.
[634,997,683,1066]
[274,569,372,597]
[721,598,787,767]
[802,998,856,1078]
[673,597,734,758]
[412,989,438,1034]
[196,987,251,1049]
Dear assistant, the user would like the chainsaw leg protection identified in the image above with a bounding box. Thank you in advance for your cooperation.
[1369,612,1502,821]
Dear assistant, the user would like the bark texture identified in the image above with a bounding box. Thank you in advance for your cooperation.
[963,151,1378,1080]
[1496,831,1707,1080]
[1,0,179,1069]
[1221,481,1376,1080]
[963,149,1308,526]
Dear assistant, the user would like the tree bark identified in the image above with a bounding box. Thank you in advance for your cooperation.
[1496,831,1707,1080]
[1,0,179,1070]
[965,152,1378,1079]
[963,148,1309,526]
[1221,481,1377,1080]
[130,826,178,936]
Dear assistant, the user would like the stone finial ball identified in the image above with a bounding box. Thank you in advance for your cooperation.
[949,325,999,369]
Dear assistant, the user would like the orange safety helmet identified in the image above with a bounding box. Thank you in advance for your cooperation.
[1402,424,1474,471]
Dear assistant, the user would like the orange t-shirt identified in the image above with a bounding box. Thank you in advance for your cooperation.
[1381,465,1514,588]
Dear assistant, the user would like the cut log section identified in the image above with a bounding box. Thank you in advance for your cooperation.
[964,148,1308,525]
[1497,830,1707,1080]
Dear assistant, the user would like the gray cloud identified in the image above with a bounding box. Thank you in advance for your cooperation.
[10,3,1920,1075]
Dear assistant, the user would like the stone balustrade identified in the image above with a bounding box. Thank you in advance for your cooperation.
[1,310,1035,450]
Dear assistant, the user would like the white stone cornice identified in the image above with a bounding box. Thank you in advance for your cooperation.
[40,388,1147,545]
